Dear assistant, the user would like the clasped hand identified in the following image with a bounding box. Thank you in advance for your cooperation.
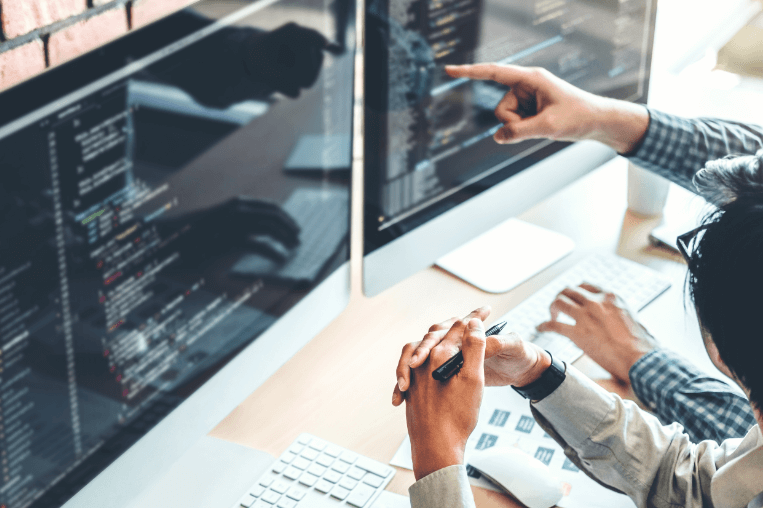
[393,307,551,480]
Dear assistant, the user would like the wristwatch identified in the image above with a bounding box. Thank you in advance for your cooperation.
[511,350,566,402]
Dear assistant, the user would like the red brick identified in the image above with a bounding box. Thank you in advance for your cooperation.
[132,0,196,29]
[0,0,86,39]
[0,39,46,92]
[48,7,128,67]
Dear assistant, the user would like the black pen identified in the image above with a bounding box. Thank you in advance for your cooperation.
[432,320,508,381]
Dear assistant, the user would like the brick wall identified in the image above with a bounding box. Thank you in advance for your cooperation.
[0,0,197,93]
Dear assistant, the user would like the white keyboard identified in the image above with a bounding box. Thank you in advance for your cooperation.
[234,434,395,508]
[497,254,671,364]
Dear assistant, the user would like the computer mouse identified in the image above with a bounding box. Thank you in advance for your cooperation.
[467,446,565,508]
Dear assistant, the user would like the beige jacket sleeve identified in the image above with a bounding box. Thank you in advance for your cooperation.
[408,366,737,508]
[408,465,476,508]
[532,366,722,508]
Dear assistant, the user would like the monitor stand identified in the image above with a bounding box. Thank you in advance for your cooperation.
[435,218,574,294]
[130,436,274,508]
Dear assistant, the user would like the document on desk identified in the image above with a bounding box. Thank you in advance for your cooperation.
[390,386,635,508]
[371,491,411,508]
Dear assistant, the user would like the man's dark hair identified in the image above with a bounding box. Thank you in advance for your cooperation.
[688,150,763,410]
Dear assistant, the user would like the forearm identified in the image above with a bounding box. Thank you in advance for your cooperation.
[533,367,716,507]
[630,349,756,443]
[586,97,650,155]
[624,109,763,193]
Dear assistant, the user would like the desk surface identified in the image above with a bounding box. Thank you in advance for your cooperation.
[210,156,714,507]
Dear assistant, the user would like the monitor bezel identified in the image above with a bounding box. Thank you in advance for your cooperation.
[0,0,356,505]
[362,0,658,296]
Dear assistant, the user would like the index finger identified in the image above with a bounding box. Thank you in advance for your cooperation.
[444,63,534,87]
[579,282,604,293]
[461,318,487,378]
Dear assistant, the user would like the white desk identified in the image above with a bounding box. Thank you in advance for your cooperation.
[209,156,719,507]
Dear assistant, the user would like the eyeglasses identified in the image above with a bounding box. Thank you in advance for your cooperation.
[676,224,709,263]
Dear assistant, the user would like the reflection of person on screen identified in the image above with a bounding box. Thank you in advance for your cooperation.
[136,11,334,108]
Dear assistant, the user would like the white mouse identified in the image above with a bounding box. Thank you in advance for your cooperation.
[467,446,565,508]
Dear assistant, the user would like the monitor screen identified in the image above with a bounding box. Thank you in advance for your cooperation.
[364,0,657,253]
[0,1,353,506]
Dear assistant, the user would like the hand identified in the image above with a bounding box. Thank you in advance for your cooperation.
[245,23,329,98]
[158,196,300,264]
[443,64,649,153]
[393,307,552,406]
[404,318,486,480]
[537,283,657,382]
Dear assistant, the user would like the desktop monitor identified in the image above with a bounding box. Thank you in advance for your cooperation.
[363,0,659,296]
[0,0,355,506]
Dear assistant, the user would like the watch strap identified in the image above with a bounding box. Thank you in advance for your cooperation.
[511,350,566,402]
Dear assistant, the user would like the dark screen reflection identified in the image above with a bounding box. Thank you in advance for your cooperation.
[0,1,353,506]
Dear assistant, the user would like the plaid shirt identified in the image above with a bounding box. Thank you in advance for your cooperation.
[630,349,756,443]
[623,108,762,443]
[627,108,763,192]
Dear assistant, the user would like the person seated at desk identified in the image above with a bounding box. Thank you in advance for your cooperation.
[390,63,763,507]
[397,62,761,445]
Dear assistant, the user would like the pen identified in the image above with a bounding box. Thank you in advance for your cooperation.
[432,320,508,381]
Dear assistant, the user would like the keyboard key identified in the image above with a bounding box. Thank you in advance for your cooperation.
[281,451,297,464]
[286,487,306,501]
[347,467,365,480]
[307,463,327,477]
[283,466,302,480]
[292,457,311,470]
[271,481,290,494]
[340,451,358,464]
[330,486,350,500]
[276,499,296,508]
[308,438,327,451]
[297,435,311,445]
[324,445,342,457]
[324,470,342,483]
[347,484,376,508]
[261,490,280,504]
[300,448,319,461]
[239,494,256,507]
[259,478,274,488]
[356,457,391,478]
[316,454,334,467]
[362,473,384,488]
[298,472,319,487]
[251,485,266,497]
[288,444,304,455]
[331,461,350,474]
[339,477,358,490]
[253,501,271,508]
[314,479,334,493]
[272,461,287,474]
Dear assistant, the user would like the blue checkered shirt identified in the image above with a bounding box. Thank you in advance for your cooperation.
[627,108,763,192]
[622,109,762,443]
[629,349,756,443]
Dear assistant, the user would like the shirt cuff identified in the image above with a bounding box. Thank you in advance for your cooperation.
[618,106,652,157]
[626,108,694,169]
[532,366,616,448]
[408,465,476,508]
[628,348,674,411]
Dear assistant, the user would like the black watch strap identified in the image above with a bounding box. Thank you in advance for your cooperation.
[511,350,566,402]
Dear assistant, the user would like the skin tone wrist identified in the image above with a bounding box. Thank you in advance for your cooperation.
[587,98,650,154]
[411,441,465,480]
[513,348,552,388]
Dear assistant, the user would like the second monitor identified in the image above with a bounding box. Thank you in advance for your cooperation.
[363,0,659,296]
